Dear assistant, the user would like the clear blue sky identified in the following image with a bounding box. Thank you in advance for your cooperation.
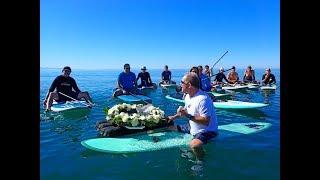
[41,0,279,70]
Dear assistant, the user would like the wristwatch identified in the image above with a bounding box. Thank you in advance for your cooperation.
[186,114,194,120]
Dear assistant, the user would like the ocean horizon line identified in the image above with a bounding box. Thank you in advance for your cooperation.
[40,67,280,71]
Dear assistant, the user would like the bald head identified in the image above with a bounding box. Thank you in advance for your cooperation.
[182,72,200,89]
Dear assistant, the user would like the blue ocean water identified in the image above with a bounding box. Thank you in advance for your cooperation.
[40,68,280,179]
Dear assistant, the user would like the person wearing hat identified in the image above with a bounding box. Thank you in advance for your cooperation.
[43,66,94,111]
[213,67,229,85]
[261,68,276,85]
[243,65,256,83]
[136,66,154,88]
[226,66,239,84]
[113,63,139,97]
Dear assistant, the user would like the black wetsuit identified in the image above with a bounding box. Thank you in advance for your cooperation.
[262,74,276,84]
[137,72,152,87]
[214,73,229,83]
[46,75,81,102]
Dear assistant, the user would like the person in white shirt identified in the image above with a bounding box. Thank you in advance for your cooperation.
[168,72,218,160]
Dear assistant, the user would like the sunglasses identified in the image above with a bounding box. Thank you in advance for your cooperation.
[125,67,130,69]
[181,81,188,85]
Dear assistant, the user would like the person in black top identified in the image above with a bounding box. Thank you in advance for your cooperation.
[160,65,176,84]
[262,68,276,85]
[136,66,153,88]
[43,66,94,111]
[213,67,229,84]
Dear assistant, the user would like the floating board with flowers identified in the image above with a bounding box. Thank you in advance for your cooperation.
[96,103,173,137]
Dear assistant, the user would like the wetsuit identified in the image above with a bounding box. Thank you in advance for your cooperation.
[214,73,229,83]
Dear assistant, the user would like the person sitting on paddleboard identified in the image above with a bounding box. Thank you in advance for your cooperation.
[167,72,218,161]
[160,65,176,85]
[243,65,256,83]
[43,66,94,111]
[136,66,154,88]
[113,63,140,97]
[197,65,212,92]
[213,67,229,85]
[226,66,239,84]
[261,68,276,85]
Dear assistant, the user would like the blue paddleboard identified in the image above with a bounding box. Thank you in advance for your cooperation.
[81,122,271,153]
[117,95,152,103]
[165,95,268,109]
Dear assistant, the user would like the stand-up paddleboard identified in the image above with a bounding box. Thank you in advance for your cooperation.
[208,91,232,98]
[222,85,248,91]
[165,95,268,109]
[81,122,271,153]
[260,84,277,90]
[246,83,260,89]
[160,84,177,88]
[51,101,89,112]
[138,83,157,91]
[117,95,152,104]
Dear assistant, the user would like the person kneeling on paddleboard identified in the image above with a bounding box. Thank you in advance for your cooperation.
[113,63,140,97]
[43,66,94,111]
[261,68,276,85]
[136,66,154,88]
[167,72,218,160]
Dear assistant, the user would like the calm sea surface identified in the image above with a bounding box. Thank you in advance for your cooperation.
[40,68,280,179]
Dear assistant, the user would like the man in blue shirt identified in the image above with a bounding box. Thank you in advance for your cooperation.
[113,64,139,97]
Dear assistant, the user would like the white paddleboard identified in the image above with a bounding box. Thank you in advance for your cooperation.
[260,84,277,90]
[51,101,89,112]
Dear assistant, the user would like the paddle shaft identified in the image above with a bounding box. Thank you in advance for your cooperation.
[210,68,232,77]
[211,50,229,69]
[58,92,90,106]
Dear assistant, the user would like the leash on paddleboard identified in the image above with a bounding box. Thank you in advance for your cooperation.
[58,92,94,107]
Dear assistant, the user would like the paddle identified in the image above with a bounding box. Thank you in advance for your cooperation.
[210,67,232,77]
[58,92,93,107]
[211,51,229,69]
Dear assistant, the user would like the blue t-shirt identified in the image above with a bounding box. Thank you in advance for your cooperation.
[200,73,212,91]
[162,71,171,81]
[118,72,136,90]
